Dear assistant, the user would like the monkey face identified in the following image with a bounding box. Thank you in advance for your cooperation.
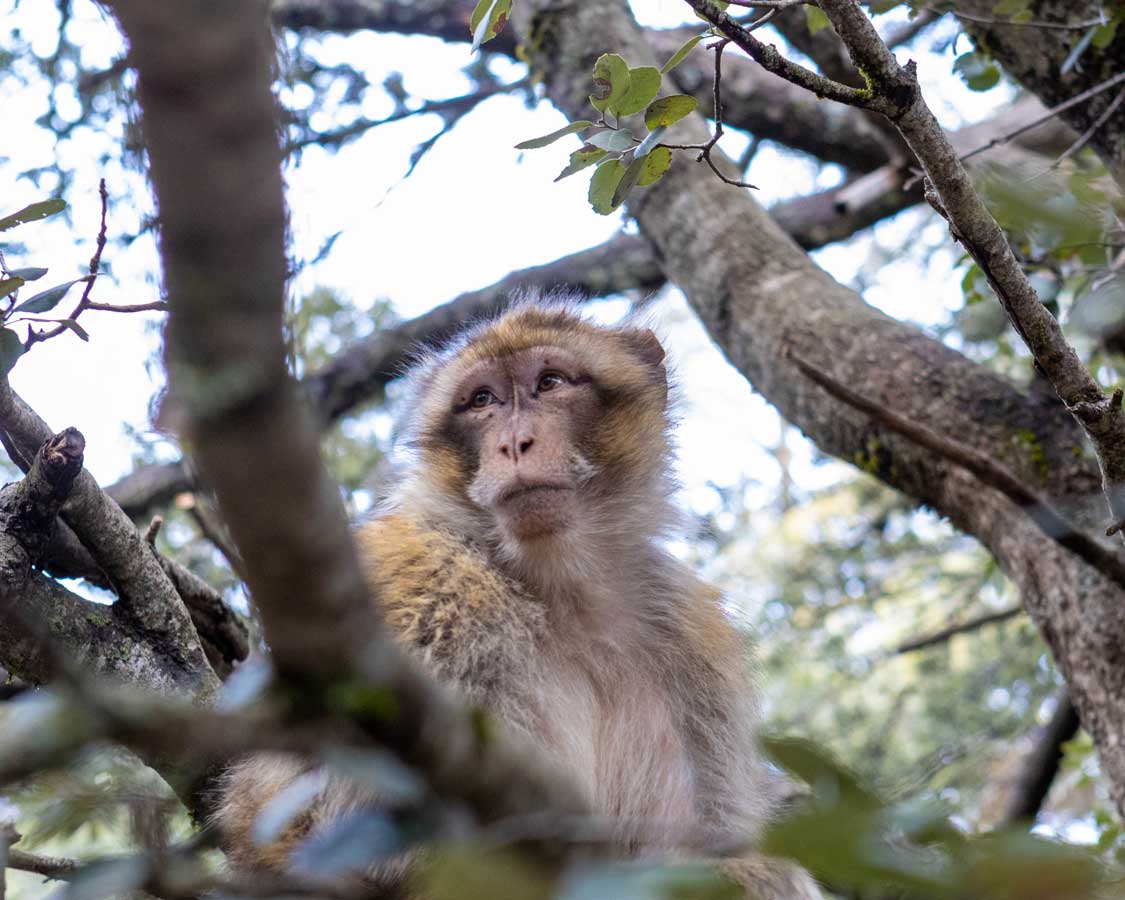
[407,302,673,549]
[449,346,599,541]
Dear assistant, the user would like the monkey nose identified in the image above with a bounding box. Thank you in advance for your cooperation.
[498,435,535,460]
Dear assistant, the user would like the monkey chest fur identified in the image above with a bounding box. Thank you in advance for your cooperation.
[527,644,700,835]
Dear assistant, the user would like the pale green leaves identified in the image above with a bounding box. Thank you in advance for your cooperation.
[0,197,71,376]
[953,51,1000,91]
[554,145,608,181]
[589,53,631,114]
[12,276,92,315]
[660,35,704,75]
[0,328,23,376]
[644,94,697,129]
[591,56,664,120]
[637,147,673,186]
[469,0,511,52]
[0,198,66,232]
[615,66,661,117]
[515,120,595,150]
[587,129,635,152]
[517,52,695,215]
[589,159,626,215]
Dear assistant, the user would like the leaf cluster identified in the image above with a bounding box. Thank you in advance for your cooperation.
[0,198,93,375]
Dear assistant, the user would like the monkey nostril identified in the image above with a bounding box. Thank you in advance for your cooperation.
[499,443,511,458]
[518,438,534,455]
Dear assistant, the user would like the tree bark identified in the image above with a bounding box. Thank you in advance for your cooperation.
[513,0,1125,817]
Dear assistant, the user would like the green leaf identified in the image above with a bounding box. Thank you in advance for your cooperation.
[0,328,24,376]
[515,120,594,150]
[424,848,551,900]
[762,736,880,811]
[12,277,90,315]
[660,34,704,75]
[470,0,510,52]
[588,159,626,215]
[611,154,646,208]
[469,0,492,32]
[637,146,673,186]
[590,53,630,114]
[1092,16,1120,49]
[865,0,903,12]
[9,267,47,281]
[61,318,90,342]
[0,198,67,232]
[952,52,1000,91]
[992,0,1030,13]
[554,144,608,181]
[614,66,661,117]
[587,128,635,152]
[0,276,25,298]
[644,94,697,129]
[805,6,832,33]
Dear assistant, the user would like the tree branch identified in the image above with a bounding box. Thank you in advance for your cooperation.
[894,606,1022,655]
[999,691,1081,826]
[804,0,1125,544]
[0,380,219,698]
[791,356,1125,592]
[110,0,590,855]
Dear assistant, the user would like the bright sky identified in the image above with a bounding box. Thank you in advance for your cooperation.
[0,0,1008,520]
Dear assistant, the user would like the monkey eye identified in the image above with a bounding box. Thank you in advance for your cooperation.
[536,371,566,393]
[469,388,496,410]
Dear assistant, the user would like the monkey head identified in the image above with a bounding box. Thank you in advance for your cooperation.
[405,300,672,549]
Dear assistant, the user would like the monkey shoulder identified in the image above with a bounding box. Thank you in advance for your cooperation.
[354,515,544,679]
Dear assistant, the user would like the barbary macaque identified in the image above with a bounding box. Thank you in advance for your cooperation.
[215,297,821,898]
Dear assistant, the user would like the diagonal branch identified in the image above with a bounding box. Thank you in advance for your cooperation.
[110,0,590,853]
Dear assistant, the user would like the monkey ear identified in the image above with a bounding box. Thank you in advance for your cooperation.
[630,328,666,368]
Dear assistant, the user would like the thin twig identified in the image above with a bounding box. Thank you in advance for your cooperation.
[724,0,814,7]
[662,37,758,189]
[1053,88,1125,168]
[920,6,1108,30]
[960,70,1125,164]
[21,180,165,351]
[792,355,1125,591]
[286,78,529,153]
[6,849,79,881]
[895,605,1022,654]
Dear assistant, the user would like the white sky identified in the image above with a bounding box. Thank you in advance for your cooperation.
[0,0,1008,519]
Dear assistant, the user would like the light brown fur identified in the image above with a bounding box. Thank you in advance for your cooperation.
[214,298,821,898]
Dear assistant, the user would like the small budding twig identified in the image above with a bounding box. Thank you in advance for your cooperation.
[22,179,168,352]
[663,34,761,189]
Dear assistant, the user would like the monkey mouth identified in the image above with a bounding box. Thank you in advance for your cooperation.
[497,482,573,506]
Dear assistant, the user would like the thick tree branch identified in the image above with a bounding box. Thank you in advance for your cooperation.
[792,356,1125,591]
[802,0,1125,542]
[0,379,218,698]
[1000,691,1081,826]
[110,0,590,852]
[0,431,219,697]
